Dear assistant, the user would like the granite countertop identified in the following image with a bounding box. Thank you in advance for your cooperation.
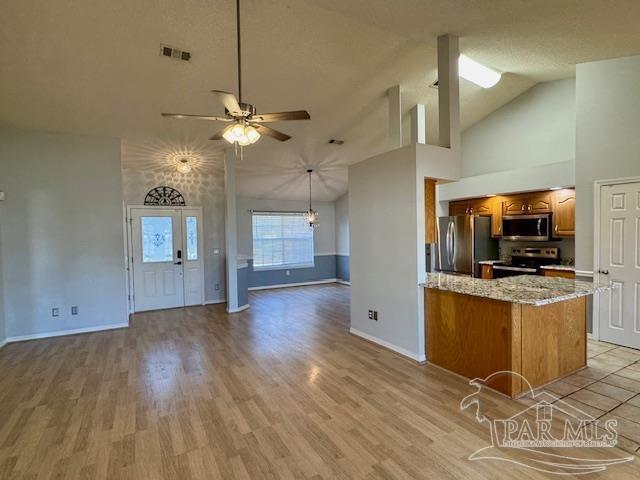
[539,265,576,272]
[420,272,612,306]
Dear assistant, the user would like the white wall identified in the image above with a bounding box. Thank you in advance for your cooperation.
[236,197,336,257]
[462,79,576,178]
[349,143,460,361]
[0,128,128,339]
[121,153,226,303]
[575,55,640,272]
[438,79,576,203]
[335,193,349,255]
[349,150,421,359]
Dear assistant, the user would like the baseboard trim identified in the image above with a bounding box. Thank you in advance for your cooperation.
[227,304,250,313]
[5,322,129,344]
[336,279,351,286]
[349,327,426,363]
[0,339,7,350]
[248,278,338,291]
[205,298,226,305]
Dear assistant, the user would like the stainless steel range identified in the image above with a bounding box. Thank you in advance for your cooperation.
[492,247,559,278]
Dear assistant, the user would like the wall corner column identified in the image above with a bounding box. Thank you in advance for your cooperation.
[437,34,461,151]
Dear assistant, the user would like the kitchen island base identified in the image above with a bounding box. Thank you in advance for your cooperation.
[426,288,586,397]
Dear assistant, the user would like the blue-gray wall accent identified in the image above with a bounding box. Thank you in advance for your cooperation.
[336,255,350,282]
[248,255,337,288]
[237,266,249,307]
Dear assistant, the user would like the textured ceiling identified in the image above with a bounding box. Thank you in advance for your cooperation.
[1,0,640,200]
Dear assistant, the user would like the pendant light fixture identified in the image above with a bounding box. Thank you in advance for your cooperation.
[306,169,319,228]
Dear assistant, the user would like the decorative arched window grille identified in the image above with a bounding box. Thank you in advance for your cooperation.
[144,186,186,206]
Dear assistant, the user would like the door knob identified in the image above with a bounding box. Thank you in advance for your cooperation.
[174,261,182,265]
[598,269,609,275]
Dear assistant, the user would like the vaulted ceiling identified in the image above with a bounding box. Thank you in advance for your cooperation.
[2,0,640,200]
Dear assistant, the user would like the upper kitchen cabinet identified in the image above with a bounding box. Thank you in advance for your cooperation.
[448,197,502,237]
[449,198,492,216]
[552,188,576,237]
[502,192,551,215]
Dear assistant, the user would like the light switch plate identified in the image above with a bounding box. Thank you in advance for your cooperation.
[0,191,5,201]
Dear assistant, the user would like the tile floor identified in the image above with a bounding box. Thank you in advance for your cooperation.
[542,339,640,455]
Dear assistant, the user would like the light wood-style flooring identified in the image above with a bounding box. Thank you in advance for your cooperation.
[0,284,639,479]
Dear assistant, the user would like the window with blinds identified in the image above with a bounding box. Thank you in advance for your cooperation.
[252,212,314,269]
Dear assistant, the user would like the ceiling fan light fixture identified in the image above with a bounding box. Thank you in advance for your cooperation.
[458,54,501,88]
[245,125,260,144]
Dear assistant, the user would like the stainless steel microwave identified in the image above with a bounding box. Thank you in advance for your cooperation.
[501,214,550,241]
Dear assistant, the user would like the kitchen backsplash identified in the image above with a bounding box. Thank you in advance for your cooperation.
[498,238,575,265]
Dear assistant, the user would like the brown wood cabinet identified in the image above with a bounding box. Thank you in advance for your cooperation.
[448,197,502,237]
[502,192,551,215]
[448,188,574,239]
[552,188,576,237]
[426,288,586,397]
[542,268,576,279]
[480,264,494,279]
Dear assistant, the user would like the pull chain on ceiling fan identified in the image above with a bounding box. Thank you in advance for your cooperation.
[161,0,311,147]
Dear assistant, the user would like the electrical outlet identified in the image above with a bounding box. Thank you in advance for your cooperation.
[368,310,374,320]
[71,306,78,315]
[214,283,220,291]
[52,308,59,317]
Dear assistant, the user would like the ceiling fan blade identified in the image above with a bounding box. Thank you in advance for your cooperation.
[253,124,291,142]
[211,90,242,115]
[161,113,232,121]
[251,110,310,122]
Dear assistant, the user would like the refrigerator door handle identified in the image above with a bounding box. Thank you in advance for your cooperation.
[450,222,456,266]
[447,221,454,266]
[445,222,451,267]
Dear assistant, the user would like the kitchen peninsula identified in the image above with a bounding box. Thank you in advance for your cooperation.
[422,273,610,397]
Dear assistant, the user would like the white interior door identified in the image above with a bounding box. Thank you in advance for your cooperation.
[598,182,640,348]
[181,208,204,306]
[131,208,184,311]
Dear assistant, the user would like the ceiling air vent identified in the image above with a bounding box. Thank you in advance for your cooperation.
[160,44,191,62]
[328,139,344,145]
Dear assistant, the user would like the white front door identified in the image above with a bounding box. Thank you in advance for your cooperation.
[598,182,640,349]
[130,207,205,312]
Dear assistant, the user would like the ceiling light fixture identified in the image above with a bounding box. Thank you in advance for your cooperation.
[222,122,260,145]
[176,157,192,174]
[458,54,501,88]
[306,169,319,228]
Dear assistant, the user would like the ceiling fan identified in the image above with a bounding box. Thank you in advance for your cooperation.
[161,0,310,146]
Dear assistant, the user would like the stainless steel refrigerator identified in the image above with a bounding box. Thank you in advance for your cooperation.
[435,216,498,277]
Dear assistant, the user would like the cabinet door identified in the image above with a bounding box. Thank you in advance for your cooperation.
[490,196,503,237]
[552,189,575,237]
[481,264,494,279]
[470,199,492,216]
[526,193,552,214]
[503,197,526,215]
[542,269,575,279]
[450,201,470,216]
